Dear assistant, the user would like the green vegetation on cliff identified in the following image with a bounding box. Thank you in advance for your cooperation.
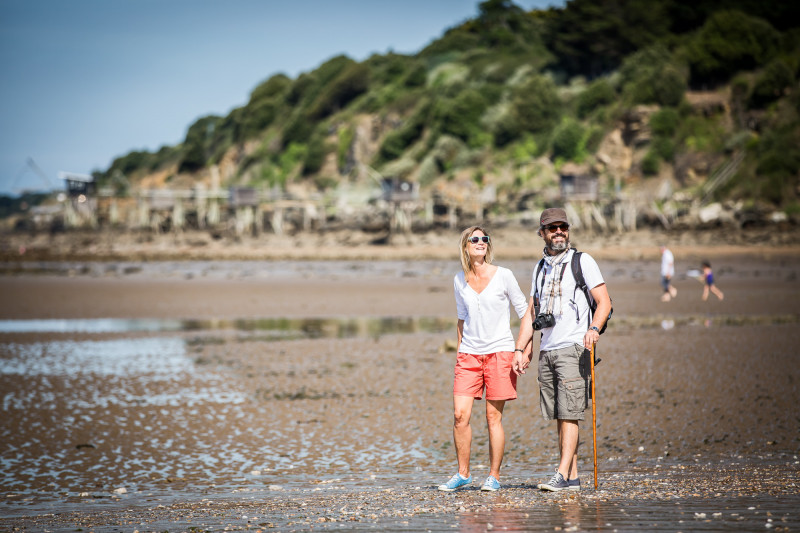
[95,0,800,212]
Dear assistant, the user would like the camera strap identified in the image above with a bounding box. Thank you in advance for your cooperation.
[535,260,568,315]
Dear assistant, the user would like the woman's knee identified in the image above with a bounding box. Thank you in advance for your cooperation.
[485,410,503,427]
[453,408,471,427]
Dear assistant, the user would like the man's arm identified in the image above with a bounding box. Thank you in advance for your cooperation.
[583,282,611,349]
[513,296,536,375]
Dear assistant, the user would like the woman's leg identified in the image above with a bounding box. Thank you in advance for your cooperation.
[485,399,506,479]
[453,395,475,477]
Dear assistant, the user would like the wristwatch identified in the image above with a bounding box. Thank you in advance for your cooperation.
[589,326,600,333]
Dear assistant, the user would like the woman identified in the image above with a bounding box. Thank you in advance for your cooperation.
[438,226,528,492]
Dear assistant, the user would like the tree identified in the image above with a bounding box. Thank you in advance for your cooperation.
[684,10,780,86]
[511,76,561,134]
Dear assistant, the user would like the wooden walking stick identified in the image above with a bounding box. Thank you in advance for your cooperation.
[590,342,598,489]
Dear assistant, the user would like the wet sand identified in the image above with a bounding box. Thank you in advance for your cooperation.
[1,249,800,532]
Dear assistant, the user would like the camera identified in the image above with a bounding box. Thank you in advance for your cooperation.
[532,312,556,330]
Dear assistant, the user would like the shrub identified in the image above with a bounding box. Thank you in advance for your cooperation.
[511,75,561,134]
[337,125,355,173]
[577,79,616,118]
[650,108,680,137]
[282,112,313,147]
[641,150,660,175]
[286,73,316,106]
[178,115,222,173]
[403,62,428,87]
[584,126,605,154]
[620,45,687,106]
[684,10,780,85]
[308,63,370,119]
[279,143,307,181]
[551,119,585,161]
[302,135,327,176]
[652,137,676,161]
[240,100,277,139]
[249,74,291,104]
[493,116,521,147]
[434,88,488,143]
[378,101,431,161]
[511,135,538,164]
[748,59,796,109]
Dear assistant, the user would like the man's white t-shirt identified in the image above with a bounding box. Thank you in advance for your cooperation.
[661,248,674,277]
[530,249,605,352]
[454,266,528,354]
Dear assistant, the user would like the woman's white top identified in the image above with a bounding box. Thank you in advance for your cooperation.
[454,266,528,354]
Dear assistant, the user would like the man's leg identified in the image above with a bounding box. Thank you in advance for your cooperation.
[453,395,474,477]
[557,419,580,479]
[485,399,506,479]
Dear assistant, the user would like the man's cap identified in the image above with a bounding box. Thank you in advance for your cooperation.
[540,207,569,227]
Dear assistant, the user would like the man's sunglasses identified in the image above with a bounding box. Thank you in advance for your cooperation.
[467,236,490,244]
[544,223,570,232]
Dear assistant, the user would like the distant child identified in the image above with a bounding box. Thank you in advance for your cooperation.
[701,261,724,301]
[660,246,677,302]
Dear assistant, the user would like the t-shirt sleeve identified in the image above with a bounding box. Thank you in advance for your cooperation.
[454,273,467,320]
[580,253,605,290]
[504,269,529,318]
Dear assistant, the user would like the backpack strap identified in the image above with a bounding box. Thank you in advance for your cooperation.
[571,251,593,330]
[571,249,612,334]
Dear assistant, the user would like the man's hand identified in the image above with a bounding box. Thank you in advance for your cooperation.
[512,350,532,376]
[583,328,600,349]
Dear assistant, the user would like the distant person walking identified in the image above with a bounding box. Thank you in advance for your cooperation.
[701,261,724,301]
[512,208,612,492]
[660,246,677,302]
[438,226,528,493]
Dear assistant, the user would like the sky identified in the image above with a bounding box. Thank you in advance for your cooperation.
[0,0,563,196]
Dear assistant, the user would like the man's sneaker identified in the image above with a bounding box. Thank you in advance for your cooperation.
[540,470,569,491]
[438,473,472,492]
[568,477,581,491]
[480,475,501,491]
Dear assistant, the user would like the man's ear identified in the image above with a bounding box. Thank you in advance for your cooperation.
[537,229,542,237]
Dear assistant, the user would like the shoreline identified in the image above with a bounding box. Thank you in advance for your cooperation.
[2,226,800,263]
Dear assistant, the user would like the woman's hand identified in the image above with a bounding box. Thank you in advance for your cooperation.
[512,350,531,376]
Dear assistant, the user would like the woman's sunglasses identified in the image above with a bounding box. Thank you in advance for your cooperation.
[467,236,490,244]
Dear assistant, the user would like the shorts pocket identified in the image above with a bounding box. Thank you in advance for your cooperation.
[563,376,587,413]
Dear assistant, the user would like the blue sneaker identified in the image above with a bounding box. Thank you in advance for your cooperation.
[481,475,501,491]
[539,470,569,492]
[568,477,581,491]
[438,473,472,492]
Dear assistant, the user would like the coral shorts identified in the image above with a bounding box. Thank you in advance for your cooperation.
[453,351,517,401]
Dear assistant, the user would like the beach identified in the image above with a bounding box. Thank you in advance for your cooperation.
[1,234,800,531]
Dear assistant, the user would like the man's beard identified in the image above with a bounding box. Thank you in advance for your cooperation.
[548,240,569,252]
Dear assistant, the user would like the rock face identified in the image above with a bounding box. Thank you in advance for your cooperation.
[620,105,659,147]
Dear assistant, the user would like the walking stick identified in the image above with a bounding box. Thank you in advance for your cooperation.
[590,342,598,489]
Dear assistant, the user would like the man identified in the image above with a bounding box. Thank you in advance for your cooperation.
[513,208,611,491]
[660,245,677,302]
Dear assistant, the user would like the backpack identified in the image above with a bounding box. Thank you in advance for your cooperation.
[533,248,613,334]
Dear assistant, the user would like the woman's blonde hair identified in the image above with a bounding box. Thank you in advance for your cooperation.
[459,225,494,279]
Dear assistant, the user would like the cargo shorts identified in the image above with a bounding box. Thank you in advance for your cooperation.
[538,343,591,421]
